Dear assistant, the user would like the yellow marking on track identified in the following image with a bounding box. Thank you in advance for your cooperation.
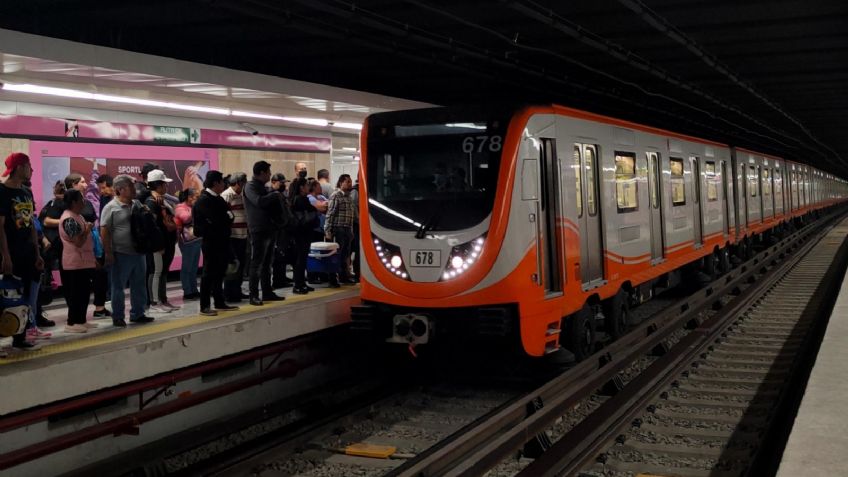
[636,474,672,477]
[0,287,356,365]
[345,443,396,459]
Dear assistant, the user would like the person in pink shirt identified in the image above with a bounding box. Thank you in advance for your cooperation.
[174,188,202,300]
[59,189,99,333]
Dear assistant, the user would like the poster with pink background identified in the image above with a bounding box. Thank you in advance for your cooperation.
[29,141,219,273]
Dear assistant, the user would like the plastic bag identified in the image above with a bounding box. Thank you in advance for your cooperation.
[91,228,104,259]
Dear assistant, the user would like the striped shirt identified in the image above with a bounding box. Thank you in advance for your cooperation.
[325,189,357,233]
[221,187,248,239]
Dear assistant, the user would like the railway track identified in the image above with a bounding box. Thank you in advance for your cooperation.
[570,218,848,477]
[387,210,848,477]
[109,211,847,477]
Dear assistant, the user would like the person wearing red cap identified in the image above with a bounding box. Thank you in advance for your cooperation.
[0,153,44,350]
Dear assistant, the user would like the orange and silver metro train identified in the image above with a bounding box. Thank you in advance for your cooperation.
[352,105,848,358]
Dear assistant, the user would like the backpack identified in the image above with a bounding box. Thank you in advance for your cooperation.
[130,201,165,253]
[0,276,29,337]
[292,209,319,232]
[191,201,206,238]
[278,200,293,232]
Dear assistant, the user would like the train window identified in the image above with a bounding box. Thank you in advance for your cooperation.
[705,161,718,201]
[573,145,582,218]
[585,145,598,216]
[648,152,660,209]
[615,152,638,212]
[749,165,758,197]
[763,168,771,196]
[670,157,685,206]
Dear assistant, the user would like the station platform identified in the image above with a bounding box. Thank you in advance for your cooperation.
[777,258,848,475]
[0,282,359,416]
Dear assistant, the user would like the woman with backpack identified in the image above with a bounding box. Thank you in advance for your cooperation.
[58,189,98,333]
[145,170,179,312]
[289,177,319,295]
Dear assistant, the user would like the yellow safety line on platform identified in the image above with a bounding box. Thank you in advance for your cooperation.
[0,287,356,365]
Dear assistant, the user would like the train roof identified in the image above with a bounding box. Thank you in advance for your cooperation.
[365,104,729,149]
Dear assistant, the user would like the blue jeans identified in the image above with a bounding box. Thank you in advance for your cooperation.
[28,280,39,327]
[179,240,202,295]
[331,226,354,280]
[111,252,147,321]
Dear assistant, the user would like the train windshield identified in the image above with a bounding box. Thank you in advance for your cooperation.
[366,115,508,232]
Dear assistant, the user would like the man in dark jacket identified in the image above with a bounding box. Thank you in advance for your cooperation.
[192,170,239,316]
[243,161,285,306]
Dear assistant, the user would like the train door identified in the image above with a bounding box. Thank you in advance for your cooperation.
[647,151,664,261]
[789,168,796,211]
[757,165,764,220]
[575,143,604,285]
[691,156,703,246]
[769,167,776,215]
[739,163,748,227]
[721,160,731,237]
[539,138,562,295]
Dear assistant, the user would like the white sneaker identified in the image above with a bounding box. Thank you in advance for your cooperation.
[150,304,173,313]
[83,322,99,328]
[161,302,181,311]
[64,324,88,333]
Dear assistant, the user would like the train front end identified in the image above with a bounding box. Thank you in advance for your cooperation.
[355,106,543,354]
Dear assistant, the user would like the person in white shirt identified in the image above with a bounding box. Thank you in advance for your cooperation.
[221,172,248,302]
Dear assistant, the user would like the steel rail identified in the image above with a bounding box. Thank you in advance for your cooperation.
[390,209,839,477]
[519,213,847,476]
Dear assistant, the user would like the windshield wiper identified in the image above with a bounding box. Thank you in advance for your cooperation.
[415,208,443,239]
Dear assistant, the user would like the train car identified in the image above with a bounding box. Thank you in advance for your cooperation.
[352,105,847,359]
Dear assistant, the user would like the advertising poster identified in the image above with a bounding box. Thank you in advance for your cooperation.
[41,157,211,215]
[30,142,218,273]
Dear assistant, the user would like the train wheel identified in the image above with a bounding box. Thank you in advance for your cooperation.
[703,249,719,281]
[603,290,630,340]
[718,247,731,274]
[566,305,597,362]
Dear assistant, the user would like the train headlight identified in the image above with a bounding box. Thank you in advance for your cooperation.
[372,235,410,280]
[441,234,486,281]
[451,256,464,269]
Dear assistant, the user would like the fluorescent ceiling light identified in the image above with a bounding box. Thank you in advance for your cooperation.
[333,122,363,130]
[232,110,286,121]
[92,93,230,115]
[282,116,329,127]
[3,82,93,99]
[233,110,328,126]
[342,147,358,151]
[1,81,349,130]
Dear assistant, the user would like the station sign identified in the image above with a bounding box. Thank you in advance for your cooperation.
[152,126,201,144]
